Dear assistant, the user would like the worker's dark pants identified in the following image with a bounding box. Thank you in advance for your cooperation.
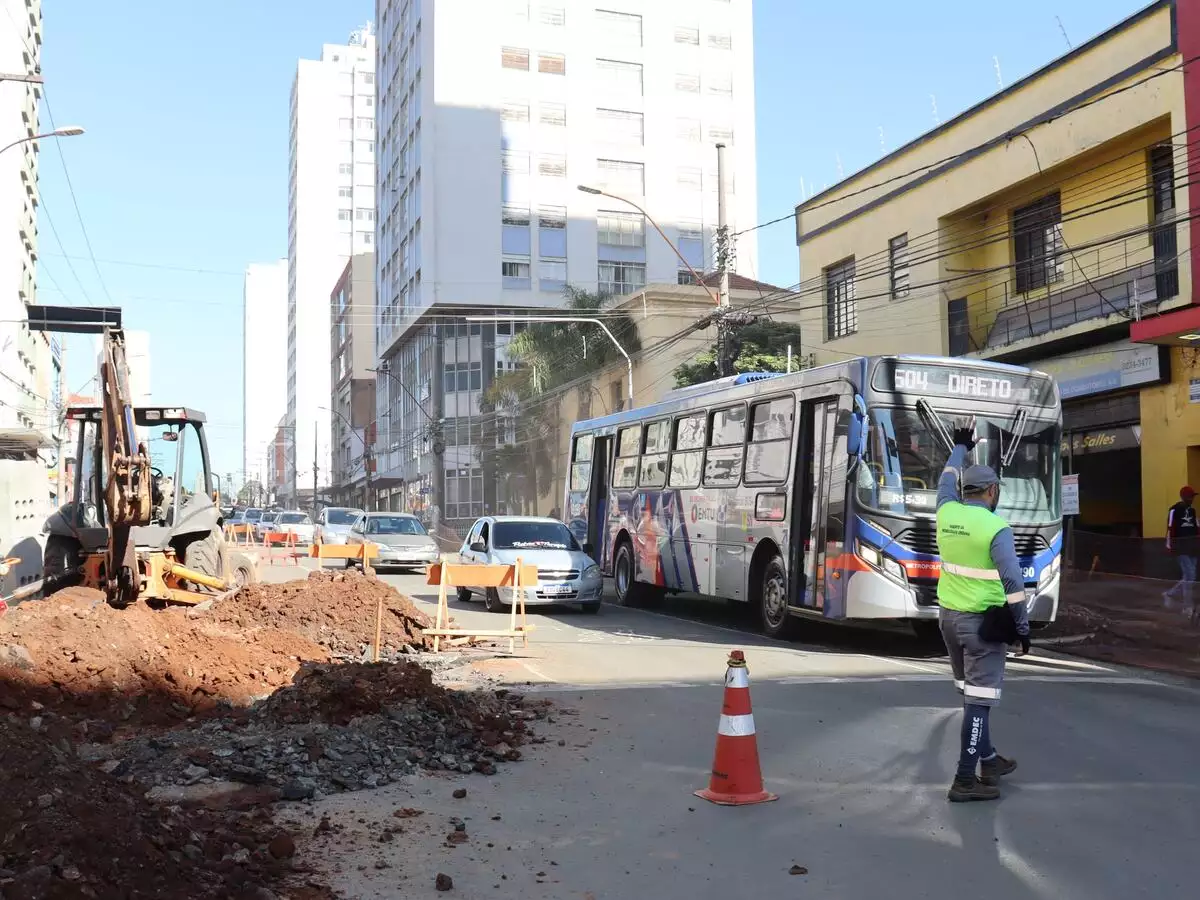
[940,607,1006,778]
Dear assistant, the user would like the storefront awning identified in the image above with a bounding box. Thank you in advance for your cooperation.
[1130,305,1200,346]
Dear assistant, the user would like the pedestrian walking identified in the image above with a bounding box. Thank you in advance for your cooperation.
[1163,486,1198,613]
[935,419,1030,803]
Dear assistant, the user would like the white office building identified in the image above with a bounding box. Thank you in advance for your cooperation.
[242,259,288,487]
[372,0,758,527]
[286,24,376,507]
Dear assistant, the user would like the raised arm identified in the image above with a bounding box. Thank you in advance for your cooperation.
[936,445,970,511]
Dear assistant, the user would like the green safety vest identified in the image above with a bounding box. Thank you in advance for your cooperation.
[936,501,1008,612]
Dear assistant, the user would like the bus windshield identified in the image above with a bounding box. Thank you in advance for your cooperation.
[857,407,1060,524]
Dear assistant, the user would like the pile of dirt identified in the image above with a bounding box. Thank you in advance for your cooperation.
[84,663,550,799]
[1042,576,1200,678]
[209,569,433,658]
[0,715,323,900]
[0,587,329,728]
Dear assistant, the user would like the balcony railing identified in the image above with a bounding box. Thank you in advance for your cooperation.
[954,230,1177,353]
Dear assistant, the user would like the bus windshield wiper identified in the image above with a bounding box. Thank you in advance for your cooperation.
[916,399,955,453]
[1001,407,1031,468]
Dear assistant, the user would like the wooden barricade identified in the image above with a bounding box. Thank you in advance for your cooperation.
[425,556,537,654]
[225,523,258,546]
[307,541,380,569]
[262,531,301,566]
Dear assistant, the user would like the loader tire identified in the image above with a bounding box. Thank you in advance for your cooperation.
[177,527,223,591]
[43,535,83,592]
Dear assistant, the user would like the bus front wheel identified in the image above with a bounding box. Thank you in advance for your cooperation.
[758,553,797,639]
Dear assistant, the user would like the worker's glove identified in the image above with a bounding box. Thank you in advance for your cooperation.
[1016,634,1031,656]
[952,417,977,450]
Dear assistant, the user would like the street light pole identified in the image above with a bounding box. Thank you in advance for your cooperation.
[319,405,373,512]
[577,184,719,307]
[465,315,634,403]
[0,72,43,84]
[370,364,445,531]
[0,125,85,158]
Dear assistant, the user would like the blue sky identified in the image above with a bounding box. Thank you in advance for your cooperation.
[37,0,1147,477]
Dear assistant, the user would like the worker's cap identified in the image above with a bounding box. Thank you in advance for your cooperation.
[962,464,1000,491]
[1182,486,1197,499]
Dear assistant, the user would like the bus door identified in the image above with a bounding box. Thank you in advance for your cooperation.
[789,394,846,610]
[588,434,613,558]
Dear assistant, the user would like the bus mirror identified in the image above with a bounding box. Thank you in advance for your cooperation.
[845,395,867,458]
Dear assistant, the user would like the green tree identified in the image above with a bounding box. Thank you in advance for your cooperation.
[478,286,641,513]
[237,480,263,506]
[673,318,807,388]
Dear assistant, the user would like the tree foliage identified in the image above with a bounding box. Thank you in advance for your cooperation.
[673,318,807,388]
[477,286,641,514]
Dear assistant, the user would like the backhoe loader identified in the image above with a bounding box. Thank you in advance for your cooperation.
[30,305,258,608]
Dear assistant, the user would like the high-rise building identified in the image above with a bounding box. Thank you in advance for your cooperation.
[286,24,376,508]
[242,260,288,488]
[372,0,758,528]
[0,3,60,474]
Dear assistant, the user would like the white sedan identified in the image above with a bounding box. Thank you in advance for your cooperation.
[272,510,315,545]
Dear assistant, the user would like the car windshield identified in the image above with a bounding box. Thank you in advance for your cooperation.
[492,521,579,551]
[245,509,263,522]
[857,407,1061,525]
[280,513,308,524]
[367,516,426,535]
[327,509,362,526]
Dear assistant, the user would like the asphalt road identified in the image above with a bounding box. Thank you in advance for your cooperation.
[270,563,1200,898]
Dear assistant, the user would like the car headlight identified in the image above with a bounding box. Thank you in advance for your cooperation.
[581,564,601,580]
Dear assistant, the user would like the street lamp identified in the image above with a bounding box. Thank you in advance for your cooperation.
[465,315,635,403]
[318,405,372,512]
[577,184,719,306]
[0,125,85,158]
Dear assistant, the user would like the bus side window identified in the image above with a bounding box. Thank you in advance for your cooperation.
[640,420,670,488]
[669,413,705,488]
[705,404,745,487]
[745,397,795,484]
[570,434,593,491]
[613,425,641,488]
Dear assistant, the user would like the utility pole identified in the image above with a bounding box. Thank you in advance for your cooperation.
[312,423,318,518]
[715,142,735,377]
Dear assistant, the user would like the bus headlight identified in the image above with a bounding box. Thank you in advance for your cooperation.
[882,557,906,582]
[855,540,881,567]
[856,540,907,585]
[1038,554,1061,588]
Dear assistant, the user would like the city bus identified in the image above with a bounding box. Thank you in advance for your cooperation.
[563,355,1062,638]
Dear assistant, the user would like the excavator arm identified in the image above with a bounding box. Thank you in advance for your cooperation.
[29,305,151,606]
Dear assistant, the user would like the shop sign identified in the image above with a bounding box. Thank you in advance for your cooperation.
[1036,340,1165,400]
[1061,426,1140,456]
[1062,474,1080,516]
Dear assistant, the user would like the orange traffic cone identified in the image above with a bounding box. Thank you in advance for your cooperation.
[694,649,777,806]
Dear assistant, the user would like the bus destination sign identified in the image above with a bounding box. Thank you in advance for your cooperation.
[872,361,1056,406]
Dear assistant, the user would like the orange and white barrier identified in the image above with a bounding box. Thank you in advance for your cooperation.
[694,649,777,806]
[224,523,258,546]
[262,531,302,566]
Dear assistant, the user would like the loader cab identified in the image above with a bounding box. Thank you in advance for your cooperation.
[60,406,217,550]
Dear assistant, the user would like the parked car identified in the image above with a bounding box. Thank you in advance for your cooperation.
[346,512,439,571]
[315,506,365,544]
[255,511,282,540]
[457,516,602,614]
[242,507,266,527]
[273,510,315,545]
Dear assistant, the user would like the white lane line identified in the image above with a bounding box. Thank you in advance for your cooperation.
[520,660,554,683]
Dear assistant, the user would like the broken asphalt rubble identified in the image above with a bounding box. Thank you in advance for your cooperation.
[0,568,551,898]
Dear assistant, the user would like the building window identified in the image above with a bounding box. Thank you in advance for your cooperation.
[502,150,530,173]
[540,5,565,25]
[356,116,374,131]
[355,208,375,222]
[675,72,700,93]
[825,257,857,340]
[596,108,644,145]
[598,261,646,295]
[538,154,567,178]
[538,53,566,75]
[708,33,732,50]
[502,101,530,122]
[360,72,375,85]
[338,163,353,175]
[596,159,644,196]
[1150,144,1180,299]
[444,467,484,520]
[444,362,485,394]
[677,167,702,192]
[502,46,530,70]
[678,223,704,271]
[947,297,969,356]
[596,9,643,47]
[502,259,532,287]
[708,125,734,143]
[889,233,910,300]
[596,59,643,97]
[338,186,353,198]
[1012,193,1064,294]
[539,259,567,291]
[540,102,567,126]
[539,206,567,257]
[502,205,531,255]
[707,72,733,97]
[359,231,373,246]
[337,208,352,222]
[676,118,701,142]
[674,26,700,45]
[339,117,352,131]
[597,210,644,247]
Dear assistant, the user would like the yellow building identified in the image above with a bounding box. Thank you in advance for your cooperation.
[794,0,1200,538]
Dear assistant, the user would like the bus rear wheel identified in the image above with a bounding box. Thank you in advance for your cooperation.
[758,553,797,639]
[613,539,661,608]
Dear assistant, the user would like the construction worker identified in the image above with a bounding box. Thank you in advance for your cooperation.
[936,420,1030,803]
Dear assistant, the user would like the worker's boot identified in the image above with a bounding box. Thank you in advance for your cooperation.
[979,754,1017,786]
[947,775,1001,803]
